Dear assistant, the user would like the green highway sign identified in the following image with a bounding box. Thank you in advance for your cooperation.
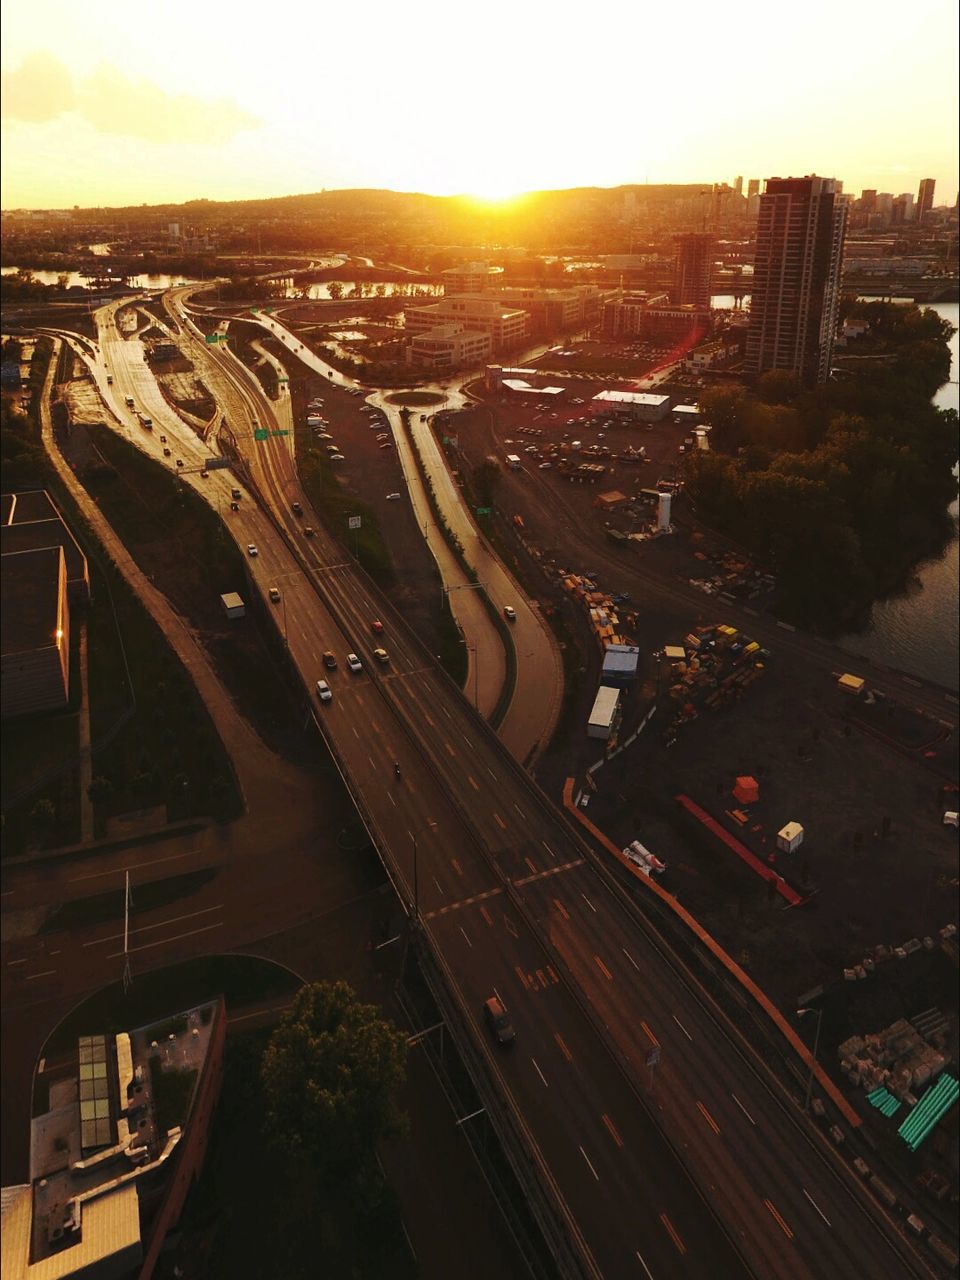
[271,430,289,437]
[254,428,269,441]
[476,507,492,515]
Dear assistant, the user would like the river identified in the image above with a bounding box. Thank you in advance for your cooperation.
[835,302,959,690]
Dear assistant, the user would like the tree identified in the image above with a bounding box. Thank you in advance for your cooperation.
[260,981,407,1186]
[327,281,344,301]
[698,385,749,452]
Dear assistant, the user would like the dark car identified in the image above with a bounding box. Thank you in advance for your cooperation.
[322,651,337,670]
[483,996,516,1047]
[292,501,303,516]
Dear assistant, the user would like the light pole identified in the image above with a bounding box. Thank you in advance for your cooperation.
[797,1006,824,1112]
[470,644,479,709]
[410,822,437,926]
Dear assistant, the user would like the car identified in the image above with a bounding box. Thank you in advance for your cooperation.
[318,432,333,441]
[231,489,242,500]
[329,454,345,462]
[539,461,552,470]
[303,527,315,537]
[373,647,389,665]
[269,587,281,603]
[163,447,171,457]
[292,501,303,516]
[379,442,393,450]
[503,606,517,622]
[322,651,338,670]
[325,443,340,453]
[160,434,167,443]
[376,433,390,442]
[315,679,333,703]
[175,458,184,468]
[385,493,401,501]
[370,619,384,634]
[483,996,516,1047]
[346,653,363,673]
[247,544,258,557]
[200,469,209,478]
[229,501,240,511]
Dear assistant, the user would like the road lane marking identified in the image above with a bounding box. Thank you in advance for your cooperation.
[672,1015,693,1041]
[524,857,537,875]
[368,755,376,768]
[622,947,640,971]
[486,766,497,779]
[546,966,559,984]
[468,775,479,791]
[83,905,223,947]
[106,921,224,958]
[696,1101,721,1135]
[68,848,196,882]
[601,1113,624,1147]
[440,705,451,719]
[553,898,570,921]
[594,955,613,981]
[7,958,27,967]
[731,1093,756,1125]
[479,906,493,927]
[352,726,359,738]
[432,877,443,893]
[640,1021,659,1047]
[635,1250,655,1279]
[542,840,556,859]
[802,1189,831,1226]
[513,803,526,818]
[459,926,472,948]
[532,1058,548,1087]
[451,858,464,877]
[26,969,57,981]
[514,965,530,989]
[763,1199,794,1239]
[493,812,507,830]
[504,915,518,937]
[660,1213,686,1255]
[388,792,396,807]
[581,893,597,912]
[424,713,434,727]
[554,1032,573,1062]
[514,858,584,887]
[579,1146,600,1181]
[444,741,456,757]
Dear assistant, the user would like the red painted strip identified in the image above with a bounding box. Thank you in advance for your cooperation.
[674,794,803,907]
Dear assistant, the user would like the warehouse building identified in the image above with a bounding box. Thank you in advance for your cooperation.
[1,545,71,718]
[592,389,672,421]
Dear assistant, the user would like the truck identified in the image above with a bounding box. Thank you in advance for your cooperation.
[505,454,521,470]
[124,395,135,408]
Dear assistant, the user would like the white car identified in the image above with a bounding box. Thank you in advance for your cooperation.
[315,679,333,703]
[346,653,363,673]
[503,606,517,622]
[247,544,258,557]
[386,492,401,500]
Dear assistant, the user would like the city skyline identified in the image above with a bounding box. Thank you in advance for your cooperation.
[1,0,958,210]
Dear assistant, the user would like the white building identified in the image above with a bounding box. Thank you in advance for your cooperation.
[405,297,530,350]
[592,389,672,421]
[407,324,492,370]
[442,263,503,295]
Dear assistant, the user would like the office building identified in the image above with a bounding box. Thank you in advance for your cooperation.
[733,176,743,198]
[441,263,503,295]
[407,324,492,370]
[404,296,529,350]
[747,179,760,199]
[893,193,916,224]
[917,178,936,222]
[745,175,847,386]
[673,234,714,307]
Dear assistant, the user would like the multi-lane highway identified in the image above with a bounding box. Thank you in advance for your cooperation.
[53,292,928,1279]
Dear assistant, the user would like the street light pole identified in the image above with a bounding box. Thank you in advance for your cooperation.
[797,1006,824,1112]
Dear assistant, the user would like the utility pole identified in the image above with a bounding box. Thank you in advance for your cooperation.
[122,871,133,993]
[797,1005,824,1111]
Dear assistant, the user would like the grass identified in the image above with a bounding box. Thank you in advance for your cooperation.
[298,448,396,589]
[384,390,445,407]
[148,1059,198,1133]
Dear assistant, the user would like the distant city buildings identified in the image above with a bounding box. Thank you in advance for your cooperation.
[745,175,847,386]
[441,262,503,295]
[917,177,936,222]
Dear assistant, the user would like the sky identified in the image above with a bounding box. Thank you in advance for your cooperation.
[1,0,958,210]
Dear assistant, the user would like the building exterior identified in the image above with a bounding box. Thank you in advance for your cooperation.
[745,175,847,386]
[592,389,671,421]
[492,284,602,333]
[892,193,915,223]
[601,292,669,336]
[602,293,710,342]
[683,338,742,371]
[1,545,70,718]
[404,297,529,350]
[2,490,90,602]
[1,999,226,1280]
[441,263,502,295]
[673,234,714,307]
[407,324,492,370]
[917,178,936,222]
[747,178,760,199]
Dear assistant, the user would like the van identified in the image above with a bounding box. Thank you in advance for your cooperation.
[125,396,135,408]
[231,489,242,501]
[142,418,153,429]
[106,375,113,385]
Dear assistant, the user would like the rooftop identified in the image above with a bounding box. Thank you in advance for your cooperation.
[0,546,64,656]
[593,390,670,407]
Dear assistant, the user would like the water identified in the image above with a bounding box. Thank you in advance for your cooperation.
[836,302,959,689]
[1,265,184,290]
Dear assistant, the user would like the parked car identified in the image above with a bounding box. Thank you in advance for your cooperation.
[292,501,303,515]
[385,492,401,500]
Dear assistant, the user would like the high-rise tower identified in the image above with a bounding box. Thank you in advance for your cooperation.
[917,178,936,222]
[673,233,714,307]
[745,175,847,386]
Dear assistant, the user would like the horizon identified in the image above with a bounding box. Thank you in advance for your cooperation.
[2,0,957,210]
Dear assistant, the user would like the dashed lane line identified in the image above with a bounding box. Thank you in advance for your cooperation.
[105,921,224,959]
[579,1146,600,1181]
[25,969,57,981]
[802,1189,832,1227]
[731,1093,756,1126]
[451,858,464,877]
[696,1101,721,1136]
[542,840,556,860]
[83,905,223,947]
[422,886,502,921]
[459,926,473,948]
[622,947,640,971]
[554,1032,573,1062]
[479,905,493,927]
[444,741,456,757]
[514,857,584,887]
[640,1020,659,1048]
[594,955,613,981]
[673,1015,693,1041]
[493,812,507,830]
[581,892,597,913]
[660,1213,687,1255]
[532,1058,548,1087]
[601,1113,624,1148]
[763,1199,794,1240]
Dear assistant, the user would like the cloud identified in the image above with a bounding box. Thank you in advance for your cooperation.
[2,52,260,144]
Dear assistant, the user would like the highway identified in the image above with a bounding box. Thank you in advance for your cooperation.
[47,292,929,1279]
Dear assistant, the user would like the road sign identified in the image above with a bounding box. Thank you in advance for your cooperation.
[646,1046,661,1069]
[254,428,269,441]
[270,429,289,437]
[348,516,362,530]
[475,507,491,516]
[204,332,220,344]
